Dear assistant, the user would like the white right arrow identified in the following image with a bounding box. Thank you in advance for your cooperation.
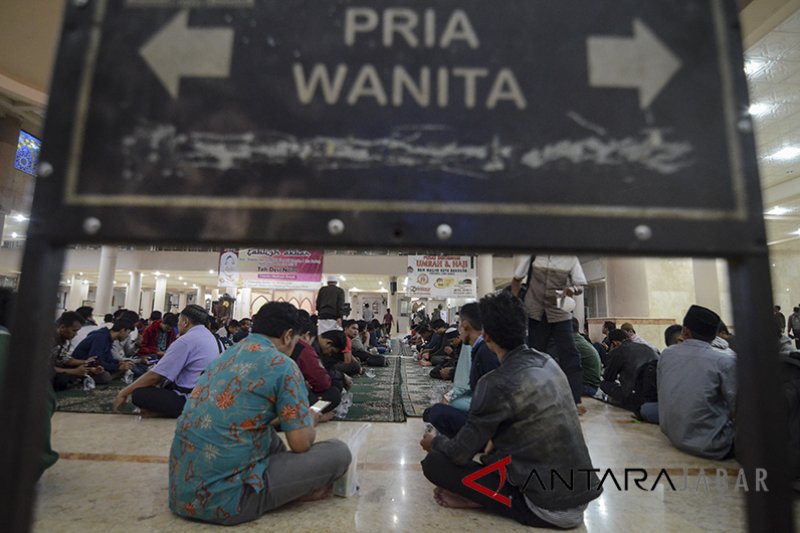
[587,19,682,110]
[140,10,234,99]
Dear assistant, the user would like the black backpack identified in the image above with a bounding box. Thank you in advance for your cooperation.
[632,359,659,407]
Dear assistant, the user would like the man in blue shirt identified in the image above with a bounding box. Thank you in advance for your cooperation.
[112,305,220,418]
[72,319,135,378]
[168,302,351,525]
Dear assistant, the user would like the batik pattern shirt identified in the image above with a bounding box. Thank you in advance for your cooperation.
[168,333,312,523]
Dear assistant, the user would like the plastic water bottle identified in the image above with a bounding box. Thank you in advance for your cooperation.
[123,369,134,384]
[83,375,96,391]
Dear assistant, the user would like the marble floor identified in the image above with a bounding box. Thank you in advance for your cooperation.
[33,400,786,532]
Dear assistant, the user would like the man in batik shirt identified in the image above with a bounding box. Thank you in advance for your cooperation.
[168,302,351,525]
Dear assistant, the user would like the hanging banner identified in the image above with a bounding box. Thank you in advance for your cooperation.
[219,249,323,289]
[407,255,476,298]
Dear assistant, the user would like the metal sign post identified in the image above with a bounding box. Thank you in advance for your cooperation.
[0,0,793,531]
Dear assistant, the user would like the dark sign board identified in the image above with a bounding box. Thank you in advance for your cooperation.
[35,0,763,254]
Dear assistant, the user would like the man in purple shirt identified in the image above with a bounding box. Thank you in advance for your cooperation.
[113,305,219,418]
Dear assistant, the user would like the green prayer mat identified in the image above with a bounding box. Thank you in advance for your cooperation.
[399,354,452,417]
[55,380,139,415]
[336,357,406,423]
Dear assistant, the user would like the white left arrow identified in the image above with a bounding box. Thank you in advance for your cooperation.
[140,10,234,99]
[587,19,681,110]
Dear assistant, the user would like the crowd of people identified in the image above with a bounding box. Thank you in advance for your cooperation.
[16,259,748,527]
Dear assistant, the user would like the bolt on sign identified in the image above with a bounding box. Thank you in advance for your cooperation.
[35,0,763,254]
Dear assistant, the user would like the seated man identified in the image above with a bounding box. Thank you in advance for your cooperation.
[420,292,601,528]
[52,311,111,390]
[424,302,500,436]
[138,312,178,359]
[428,328,462,378]
[600,329,657,410]
[620,322,659,354]
[573,318,602,397]
[420,319,448,360]
[637,324,683,424]
[71,318,135,379]
[232,317,251,342]
[658,305,736,459]
[318,329,361,376]
[112,305,220,418]
[168,302,351,525]
[291,313,342,420]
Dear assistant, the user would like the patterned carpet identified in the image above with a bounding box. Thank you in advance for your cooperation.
[56,381,138,415]
[336,358,406,423]
[55,341,448,423]
[398,346,452,417]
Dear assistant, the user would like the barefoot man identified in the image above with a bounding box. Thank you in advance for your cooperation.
[419,292,602,529]
[168,302,351,525]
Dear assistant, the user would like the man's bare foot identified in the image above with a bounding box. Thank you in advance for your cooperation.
[576,404,587,416]
[433,487,482,509]
[298,483,333,502]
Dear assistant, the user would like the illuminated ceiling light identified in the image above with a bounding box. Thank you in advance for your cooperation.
[192,284,197,288]
[748,102,772,116]
[128,271,133,275]
[339,275,346,281]
[178,276,184,280]
[183,282,188,286]
[165,273,171,278]
[79,272,84,276]
[209,269,215,274]
[766,206,790,216]
[112,280,117,284]
[12,213,27,222]
[154,271,162,276]
[770,146,800,161]
[379,280,383,285]
[11,232,18,239]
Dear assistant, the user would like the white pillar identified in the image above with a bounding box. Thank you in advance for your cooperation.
[235,288,252,319]
[477,254,494,298]
[141,289,154,318]
[94,246,118,315]
[66,276,83,310]
[154,276,168,313]
[605,258,650,317]
[178,292,188,311]
[692,258,722,313]
[126,271,142,312]
[196,285,206,309]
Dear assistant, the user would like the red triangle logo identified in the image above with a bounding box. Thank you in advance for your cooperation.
[461,455,512,507]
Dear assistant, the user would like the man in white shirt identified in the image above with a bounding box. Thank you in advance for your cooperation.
[511,255,586,414]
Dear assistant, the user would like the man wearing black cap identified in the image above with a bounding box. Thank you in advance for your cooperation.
[657,304,737,459]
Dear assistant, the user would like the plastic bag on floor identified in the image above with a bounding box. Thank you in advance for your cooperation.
[333,423,373,498]
[83,375,96,391]
[335,390,353,418]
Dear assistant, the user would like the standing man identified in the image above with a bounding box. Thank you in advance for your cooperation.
[775,305,787,336]
[788,306,800,349]
[168,302,351,525]
[113,305,220,418]
[316,275,345,334]
[383,308,394,336]
[511,255,586,413]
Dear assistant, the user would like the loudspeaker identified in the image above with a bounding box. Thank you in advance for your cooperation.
[390,281,397,294]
